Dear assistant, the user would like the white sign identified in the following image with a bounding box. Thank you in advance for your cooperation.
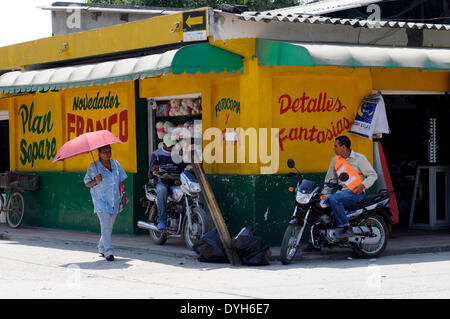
[349,94,390,140]
[183,31,207,42]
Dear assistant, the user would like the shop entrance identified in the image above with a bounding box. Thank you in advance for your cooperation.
[381,94,450,228]
[0,111,9,173]
[146,93,202,161]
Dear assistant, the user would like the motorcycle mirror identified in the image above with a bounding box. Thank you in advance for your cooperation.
[339,172,349,182]
[287,159,295,168]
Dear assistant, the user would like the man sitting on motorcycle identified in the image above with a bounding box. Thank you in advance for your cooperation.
[322,135,378,238]
[149,134,186,231]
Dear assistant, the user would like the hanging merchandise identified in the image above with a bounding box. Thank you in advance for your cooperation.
[156,103,170,117]
[153,96,202,152]
[191,98,203,115]
[156,121,166,139]
[349,94,390,140]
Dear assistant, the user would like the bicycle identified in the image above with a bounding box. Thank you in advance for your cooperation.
[0,173,39,229]
[0,184,25,228]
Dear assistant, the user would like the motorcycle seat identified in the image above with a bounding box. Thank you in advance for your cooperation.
[345,192,390,211]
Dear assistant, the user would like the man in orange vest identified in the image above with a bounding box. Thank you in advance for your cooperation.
[323,136,378,238]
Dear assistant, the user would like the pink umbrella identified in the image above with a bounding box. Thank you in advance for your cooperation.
[53,130,123,163]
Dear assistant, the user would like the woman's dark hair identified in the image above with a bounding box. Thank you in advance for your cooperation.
[335,136,351,150]
[98,145,111,152]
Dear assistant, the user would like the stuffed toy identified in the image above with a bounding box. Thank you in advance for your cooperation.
[156,121,166,139]
[181,99,193,115]
[191,98,202,115]
[193,120,202,138]
[169,99,183,116]
[157,103,170,117]
[163,121,175,135]
[183,121,194,138]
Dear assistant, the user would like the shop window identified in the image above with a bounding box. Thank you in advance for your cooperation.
[147,95,203,164]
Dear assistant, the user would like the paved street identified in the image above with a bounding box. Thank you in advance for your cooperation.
[1,234,450,299]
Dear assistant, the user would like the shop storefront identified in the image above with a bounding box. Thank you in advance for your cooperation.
[141,39,449,244]
[0,42,243,236]
[0,9,449,245]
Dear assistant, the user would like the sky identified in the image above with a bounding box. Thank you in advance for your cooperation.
[0,0,85,47]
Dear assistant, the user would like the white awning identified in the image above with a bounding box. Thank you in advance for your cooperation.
[0,43,243,94]
[256,40,450,70]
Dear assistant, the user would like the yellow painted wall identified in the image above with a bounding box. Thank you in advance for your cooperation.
[270,66,374,173]
[139,72,241,174]
[139,65,374,175]
[4,65,447,176]
[203,62,448,175]
[0,97,9,111]
[0,11,196,71]
[208,75,241,174]
[210,63,374,175]
[371,68,450,92]
[6,82,137,172]
[12,92,63,171]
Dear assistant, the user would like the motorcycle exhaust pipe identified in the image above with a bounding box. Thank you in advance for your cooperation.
[137,220,179,236]
[137,221,159,232]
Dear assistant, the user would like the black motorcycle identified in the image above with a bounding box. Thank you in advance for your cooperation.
[280,159,394,265]
[137,169,209,249]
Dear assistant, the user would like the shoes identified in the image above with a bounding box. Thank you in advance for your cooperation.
[99,253,105,257]
[336,226,354,239]
[302,243,322,252]
[157,221,167,231]
[105,255,115,261]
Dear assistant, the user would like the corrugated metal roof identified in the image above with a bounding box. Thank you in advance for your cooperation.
[260,0,383,15]
[239,12,450,31]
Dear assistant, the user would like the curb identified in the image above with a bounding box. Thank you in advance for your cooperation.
[3,228,450,264]
[273,244,450,262]
[0,230,199,260]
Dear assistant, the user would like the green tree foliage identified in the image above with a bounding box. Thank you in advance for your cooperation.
[87,0,300,11]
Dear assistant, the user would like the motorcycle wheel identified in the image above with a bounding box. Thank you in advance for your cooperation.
[280,224,303,265]
[148,205,168,245]
[149,227,168,245]
[352,212,389,259]
[183,207,208,249]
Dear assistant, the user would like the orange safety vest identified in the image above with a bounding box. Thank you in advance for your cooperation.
[334,155,363,193]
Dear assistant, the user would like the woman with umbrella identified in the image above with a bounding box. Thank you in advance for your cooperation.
[54,130,127,262]
[84,144,127,261]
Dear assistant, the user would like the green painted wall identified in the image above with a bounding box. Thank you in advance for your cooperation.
[17,172,322,244]
[21,171,135,234]
[10,83,379,246]
[16,80,150,236]
[207,173,324,246]
[133,81,150,235]
[17,171,376,245]
[208,173,377,246]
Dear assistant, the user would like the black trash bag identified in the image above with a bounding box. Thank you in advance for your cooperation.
[232,226,271,266]
[193,228,229,263]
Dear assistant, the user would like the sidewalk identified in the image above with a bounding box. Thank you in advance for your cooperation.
[1,223,450,263]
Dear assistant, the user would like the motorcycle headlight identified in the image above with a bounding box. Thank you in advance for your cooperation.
[180,171,201,194]
[188,182,201,193]
[170,187,184,202]
[181,182,201,195]
[296,191,313,204]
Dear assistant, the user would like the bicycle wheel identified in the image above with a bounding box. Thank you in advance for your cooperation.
[6,192,25,228]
